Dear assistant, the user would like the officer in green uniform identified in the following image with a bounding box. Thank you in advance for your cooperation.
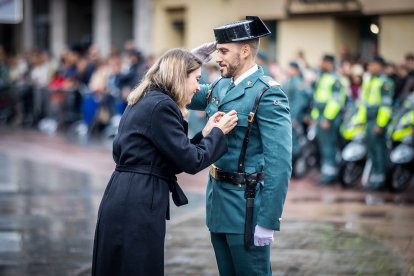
[189,16,292,275]
[360,55,394,189]
[311,54,346,183]
[283,61,311,160]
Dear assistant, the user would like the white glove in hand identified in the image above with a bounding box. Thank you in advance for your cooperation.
[191,41,216,64]
[254,225,274,246]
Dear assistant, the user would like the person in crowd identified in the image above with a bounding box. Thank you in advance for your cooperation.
[349,63,364,101]
[311,54,346,183]
[399,53,414,102]
[283,61,311,162]
[360,55,394,189]
[82,61,112,132]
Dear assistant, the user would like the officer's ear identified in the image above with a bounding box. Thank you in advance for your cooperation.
[240,43,251,59]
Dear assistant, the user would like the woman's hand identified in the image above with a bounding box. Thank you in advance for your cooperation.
[202,112,225,137]
[215,110,238,135]
[202,110,238,136]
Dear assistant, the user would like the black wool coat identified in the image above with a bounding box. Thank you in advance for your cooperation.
[92,88,227,276]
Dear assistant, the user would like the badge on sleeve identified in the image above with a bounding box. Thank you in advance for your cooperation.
[273,100,281,106]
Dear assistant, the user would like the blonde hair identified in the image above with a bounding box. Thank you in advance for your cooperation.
[128,48,202,113]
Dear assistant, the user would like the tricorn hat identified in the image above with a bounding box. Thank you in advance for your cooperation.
[214,16,271,44]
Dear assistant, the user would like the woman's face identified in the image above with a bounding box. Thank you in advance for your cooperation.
[185,67,201,104]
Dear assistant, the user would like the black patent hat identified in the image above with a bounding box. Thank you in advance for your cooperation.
[214,16,271,44]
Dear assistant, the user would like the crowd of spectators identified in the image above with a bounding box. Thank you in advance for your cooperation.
[0,42,413,139]
[0,40,152,136]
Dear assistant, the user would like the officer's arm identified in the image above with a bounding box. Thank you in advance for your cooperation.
[256,86,292,231]
[323,79,345,120]
[187,84,210,111]
[377,80,393,127]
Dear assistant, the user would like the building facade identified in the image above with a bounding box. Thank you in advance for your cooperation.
[152,0,414,65]
[1,0,413,65]
[0,0,152,57]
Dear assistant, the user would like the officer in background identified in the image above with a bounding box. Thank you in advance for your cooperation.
[311,54,346,183]
[360,56,394,189]
[189,16,292,275]
[283,61,311,164]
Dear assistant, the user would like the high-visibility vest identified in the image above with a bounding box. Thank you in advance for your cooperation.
[361,75,393,127]
[311,73,345,120]
[392,110,414,142]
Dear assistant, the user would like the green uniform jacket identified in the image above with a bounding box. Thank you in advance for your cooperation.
[188,67,292,233]
[283,75,311,124]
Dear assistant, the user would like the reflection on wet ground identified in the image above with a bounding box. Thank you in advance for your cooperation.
[0,153,101,275]
[0,152,203,275]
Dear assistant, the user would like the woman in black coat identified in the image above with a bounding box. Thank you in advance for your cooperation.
[92,49,238,275]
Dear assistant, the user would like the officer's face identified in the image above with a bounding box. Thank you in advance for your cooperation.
[216,43,241,78]
[368,62,383,75]
[288,66,299,77]
[185,67,201,104]
[320,60,333,72]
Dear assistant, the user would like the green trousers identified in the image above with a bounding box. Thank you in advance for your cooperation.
[210,232,271,276]
[316,116,341,182]
[366,119,388,188]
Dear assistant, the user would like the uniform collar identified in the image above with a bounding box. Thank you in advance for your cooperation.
[232,64,259,86]
[219,66,263,107]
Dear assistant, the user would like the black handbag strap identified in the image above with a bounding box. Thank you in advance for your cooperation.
[238,86,270,172]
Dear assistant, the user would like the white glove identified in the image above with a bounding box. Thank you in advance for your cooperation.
[254,225,274,246]
[191,41,216,64]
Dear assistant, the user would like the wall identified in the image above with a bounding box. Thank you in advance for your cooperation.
[379,14,414,63]
[278,16,336,67]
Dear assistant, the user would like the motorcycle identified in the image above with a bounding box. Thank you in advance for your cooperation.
[338,105,368,188]
[389,136,414,192]
[291,119,320,179]
[388,96,414,192]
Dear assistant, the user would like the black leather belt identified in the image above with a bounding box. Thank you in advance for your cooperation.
[210,165,264,187]
[115,164,188,220]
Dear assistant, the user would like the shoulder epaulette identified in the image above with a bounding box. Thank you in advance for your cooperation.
[259,75,280,87]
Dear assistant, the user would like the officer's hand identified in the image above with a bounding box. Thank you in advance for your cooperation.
[202,112,225,137]
[254,225,274,246]
[321,119,330,129]
[191,41,217,64]
[374,126,383,135]
[216,110,238,134]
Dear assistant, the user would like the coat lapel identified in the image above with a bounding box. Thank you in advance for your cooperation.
[219,68,263,107]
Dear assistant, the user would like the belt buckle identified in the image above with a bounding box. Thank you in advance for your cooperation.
[210,165,218,179]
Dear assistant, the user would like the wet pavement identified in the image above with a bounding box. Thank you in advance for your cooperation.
[0,128,413,275]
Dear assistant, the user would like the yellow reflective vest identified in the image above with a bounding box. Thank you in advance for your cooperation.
[311,72,346,120]
[392,110,414,142]
[360,74,393,127]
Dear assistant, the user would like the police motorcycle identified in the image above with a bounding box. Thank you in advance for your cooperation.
[305,121,320,170]
[292,121,309,178]
[338,104,368,188]
[388,94,414,192]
